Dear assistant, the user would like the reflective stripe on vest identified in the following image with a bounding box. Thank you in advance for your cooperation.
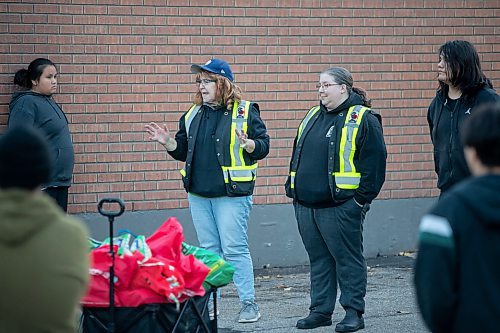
[181,101,258,183]
[334,105,369,189]
[223,100,257,183]
[290,106,320,189]
[297,105,320,143]
[184,104,202,137]
[180,104,201,178]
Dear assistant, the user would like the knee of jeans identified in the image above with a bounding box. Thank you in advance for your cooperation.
[223,243,250,258]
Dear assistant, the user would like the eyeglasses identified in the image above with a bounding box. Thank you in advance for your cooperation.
[196,79,216,86]
[316,83,341,90]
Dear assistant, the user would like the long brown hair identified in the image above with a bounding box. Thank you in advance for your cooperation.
[193,71,243,110]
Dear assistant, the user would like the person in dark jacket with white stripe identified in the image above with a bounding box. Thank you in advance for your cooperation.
[427,40,499,195]
[8,58,74,212]
[285,67,386,332]
[415,102,500,333]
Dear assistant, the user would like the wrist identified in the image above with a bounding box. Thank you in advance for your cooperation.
[163,137,176,151]
[243,140,255,153]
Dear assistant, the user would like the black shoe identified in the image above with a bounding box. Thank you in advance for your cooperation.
[296,312,332,329]
[335,308,365,332]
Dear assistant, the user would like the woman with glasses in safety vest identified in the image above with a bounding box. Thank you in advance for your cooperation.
[285,67,386,332]
[145,58,269,323]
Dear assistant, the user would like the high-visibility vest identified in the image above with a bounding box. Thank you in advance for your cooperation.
[289,105,321,189]
[180,100,258,184]
[290,104,369,190]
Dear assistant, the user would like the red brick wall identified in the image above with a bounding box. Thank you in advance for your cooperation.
[1,0,499,213]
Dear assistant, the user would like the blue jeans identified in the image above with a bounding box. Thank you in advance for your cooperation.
[188,193,255,303]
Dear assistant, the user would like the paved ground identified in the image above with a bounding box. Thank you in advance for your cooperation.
[214,255,429,333]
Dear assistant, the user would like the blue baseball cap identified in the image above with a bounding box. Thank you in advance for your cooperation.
[190,58,234,82]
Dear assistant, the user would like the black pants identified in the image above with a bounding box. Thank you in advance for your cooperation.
[43,186,69,212]
[294,198,369,316]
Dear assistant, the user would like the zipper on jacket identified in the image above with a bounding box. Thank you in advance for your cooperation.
[448,99,460,181]
[449,109,454,180]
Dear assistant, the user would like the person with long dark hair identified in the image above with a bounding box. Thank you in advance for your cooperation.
[285,67,386,332]
[8,58,74,212]
[145,58,269,323]
[427,40,499,194]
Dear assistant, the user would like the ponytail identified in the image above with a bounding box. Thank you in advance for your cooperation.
[352,87,372,108]
[13,68,30,88]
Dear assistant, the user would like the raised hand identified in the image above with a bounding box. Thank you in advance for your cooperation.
[145,122,177,150]
[235,129,255,153]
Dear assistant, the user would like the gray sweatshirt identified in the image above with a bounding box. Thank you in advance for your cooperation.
[8,91,74,187]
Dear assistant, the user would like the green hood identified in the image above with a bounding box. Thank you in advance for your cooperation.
[0,190,62,246]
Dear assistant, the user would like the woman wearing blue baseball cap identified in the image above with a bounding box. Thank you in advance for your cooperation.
[145,58,269,323]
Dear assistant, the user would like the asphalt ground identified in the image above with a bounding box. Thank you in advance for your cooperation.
[214,254,430,333]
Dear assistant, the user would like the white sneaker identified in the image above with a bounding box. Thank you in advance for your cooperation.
[238,301,261,323]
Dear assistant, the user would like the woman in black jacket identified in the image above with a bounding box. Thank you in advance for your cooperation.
[285,67,386,332]
[427,40,499,194]
[145,58,269,323]
[8,58,74,212]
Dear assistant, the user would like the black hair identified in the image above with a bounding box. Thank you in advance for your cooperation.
[0,126,53,190]
[438,40,493,102]
[13,58,56,89]
[322,67,372,107]
[461,102,500,167]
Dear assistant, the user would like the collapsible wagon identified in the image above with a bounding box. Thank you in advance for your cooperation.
[79,198,219,333]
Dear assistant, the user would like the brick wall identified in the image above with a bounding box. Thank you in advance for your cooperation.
[1,0,499,214]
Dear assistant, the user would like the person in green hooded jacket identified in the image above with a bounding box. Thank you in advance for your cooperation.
[0,126,89,333]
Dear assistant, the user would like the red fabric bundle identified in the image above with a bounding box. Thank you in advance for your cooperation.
[82,217,210,307]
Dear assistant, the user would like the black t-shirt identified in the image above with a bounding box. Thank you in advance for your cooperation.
[446,96,459,111]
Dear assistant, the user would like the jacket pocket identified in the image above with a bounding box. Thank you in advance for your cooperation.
[52,147,74,182]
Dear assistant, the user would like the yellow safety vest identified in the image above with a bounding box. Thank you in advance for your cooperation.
[290,104,369,190]
[180,101,258,185]
[334,105,369,189]
[290,105,321,189]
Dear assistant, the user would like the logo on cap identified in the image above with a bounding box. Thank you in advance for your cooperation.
[191,58,234,82]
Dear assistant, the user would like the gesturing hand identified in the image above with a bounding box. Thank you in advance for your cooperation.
[145,122,177,151]
[235,129,255,153]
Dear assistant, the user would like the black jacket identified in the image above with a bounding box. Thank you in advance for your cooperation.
[285,93,387,206]
[168,102,269,197]
[415,175,500,333]
[8,91,74,187]
[427,87,499,192]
